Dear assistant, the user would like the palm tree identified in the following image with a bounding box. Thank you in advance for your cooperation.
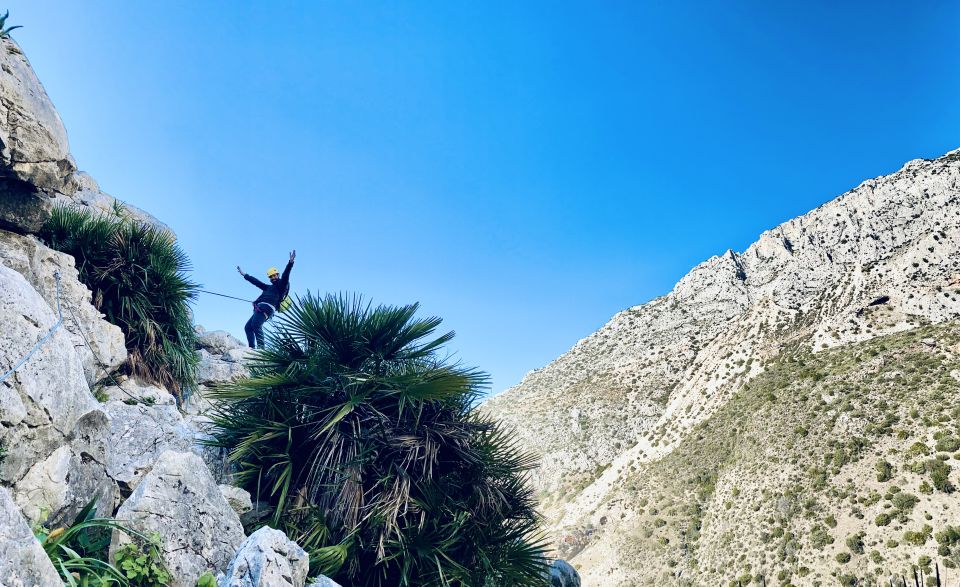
[208,293,549,586]
[40,204,198,394]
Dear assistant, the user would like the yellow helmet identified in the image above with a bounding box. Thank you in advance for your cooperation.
[266,267,280,278]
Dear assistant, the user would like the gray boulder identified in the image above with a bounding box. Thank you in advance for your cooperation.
[218,485,253,518]
[306,578,342,587]
[0,264,106,486]
[197,348,249,385]
[219,526,309,587]
[104,401,217,491]
[0,229,127,385]
[0,487,63,586]
[197,329,245,355]
[13,442,118,527]
[111,450,246,587]
[549,560,580,587]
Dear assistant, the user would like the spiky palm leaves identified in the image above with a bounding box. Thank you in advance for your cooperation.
[209,294,549,586]
[40,205,198,394]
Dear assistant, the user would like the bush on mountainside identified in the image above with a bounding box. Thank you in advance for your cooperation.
[39,204,199,395]
[208,293,549,586]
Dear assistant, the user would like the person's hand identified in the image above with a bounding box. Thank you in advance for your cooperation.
[237,265,244,276]
[289,250,296,263]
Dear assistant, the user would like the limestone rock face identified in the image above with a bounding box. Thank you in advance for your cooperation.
[220,527,310,587]
[197,329,246,355]
[482,149,960,579]
[0,38,172,236]
[197,348,249,385]
[103,401,204,491]
[13,441,118,527]
[0,264,106,486]
[51,171,174,234]
[111,450,246,587]
[99,378,175,405]
[305,577,342,587]
[0,39,77,234]
[0,229,127,385]
[218,485,253,518]
[0,487,63,587]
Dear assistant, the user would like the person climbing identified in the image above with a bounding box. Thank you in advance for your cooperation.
[237,250,296,349]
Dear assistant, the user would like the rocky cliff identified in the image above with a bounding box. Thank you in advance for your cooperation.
[483,150,960,583]
[0,37,338,586]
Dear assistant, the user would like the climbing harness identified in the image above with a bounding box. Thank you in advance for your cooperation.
[0,271,64,384]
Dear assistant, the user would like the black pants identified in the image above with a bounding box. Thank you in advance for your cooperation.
[244,303,274,348]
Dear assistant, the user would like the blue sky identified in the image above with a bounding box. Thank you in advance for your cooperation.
[7,1,959,394]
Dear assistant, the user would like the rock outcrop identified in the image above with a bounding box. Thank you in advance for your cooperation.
[0,38,75,234]
[0,230,126,385]
[111,450,246,587]
[0,487,62,587]
[0,265,109,491]
[220,527,310,587]
[103,401,207,491]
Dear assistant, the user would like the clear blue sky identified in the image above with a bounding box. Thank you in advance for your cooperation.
[8,1,959,394]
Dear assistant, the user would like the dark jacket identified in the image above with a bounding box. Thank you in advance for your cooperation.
[244,260,293,309]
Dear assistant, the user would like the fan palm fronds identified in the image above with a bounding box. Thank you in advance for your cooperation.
[40,204,199,395]
[209,293,549,586]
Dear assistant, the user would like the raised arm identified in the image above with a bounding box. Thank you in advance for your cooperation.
[238,265,269,290]
[279,250,296,285]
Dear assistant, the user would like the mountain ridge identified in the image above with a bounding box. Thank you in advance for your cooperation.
[482,148,960,582]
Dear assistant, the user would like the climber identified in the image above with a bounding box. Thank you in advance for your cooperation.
[237,250,295,349]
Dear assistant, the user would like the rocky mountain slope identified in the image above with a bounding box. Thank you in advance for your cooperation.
[483,149,960,583]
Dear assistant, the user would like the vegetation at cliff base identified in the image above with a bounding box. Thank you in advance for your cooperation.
[208,293,549,586]
[39,204,198,395]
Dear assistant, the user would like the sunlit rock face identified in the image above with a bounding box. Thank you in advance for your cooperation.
[483,150,960,584]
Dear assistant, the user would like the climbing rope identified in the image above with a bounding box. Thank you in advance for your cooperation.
[63,302,149,405]
[197,289,251,303]
[0,271,64,384]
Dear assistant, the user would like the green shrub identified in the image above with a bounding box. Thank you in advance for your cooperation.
[810,524,833,549]
[835,552,851,563]
[209,294,549,586]
[40,205,198,394]
[937,436,960,452]
[891,491,919,519]
[926,458,954,492]
[875,512,891,527]
[875,459,893,482]
[114,532,172,586]
[845,532,865,554]
[903,524,933,546]
[36,497,168,586]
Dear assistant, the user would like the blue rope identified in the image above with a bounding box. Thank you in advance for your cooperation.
[0,271,63,384]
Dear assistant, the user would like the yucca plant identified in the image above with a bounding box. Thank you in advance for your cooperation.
[39,204,199,395]
[0,10,22,39]
[208,293,550,586]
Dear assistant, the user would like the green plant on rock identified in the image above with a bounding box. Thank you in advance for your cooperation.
[0,10,22,38]
[208,293,549,586]
[114,532,171,587]
[39,205,198,395]
[36,497,162,587]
